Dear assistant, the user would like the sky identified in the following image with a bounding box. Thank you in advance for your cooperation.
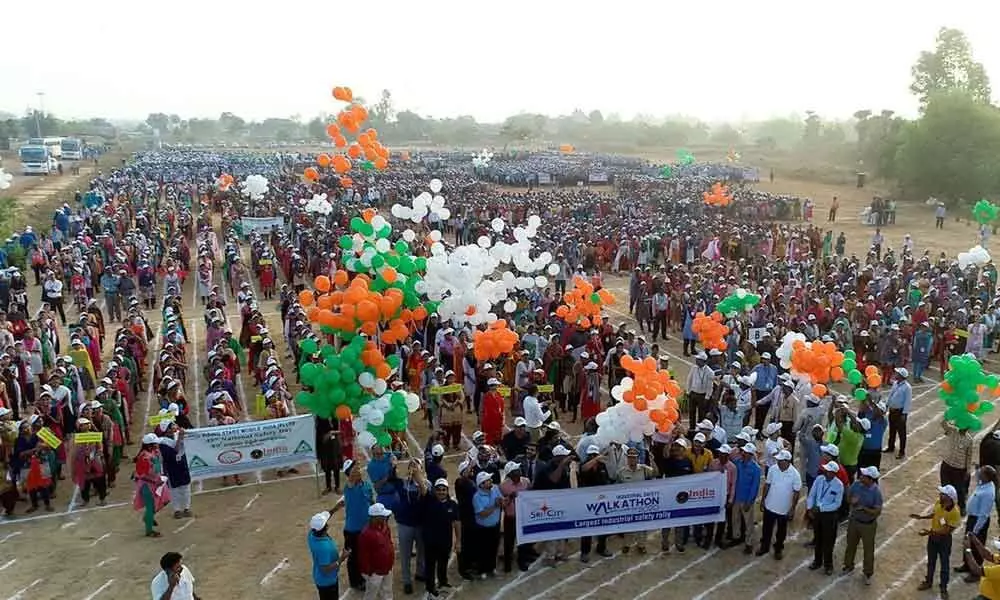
[3,0,1000,124]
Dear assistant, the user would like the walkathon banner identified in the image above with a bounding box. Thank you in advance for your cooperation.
[238,216,285,237]
[183,415,316,480]
[515,472,726,544]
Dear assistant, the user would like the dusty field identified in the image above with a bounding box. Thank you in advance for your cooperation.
[0,173,978,600]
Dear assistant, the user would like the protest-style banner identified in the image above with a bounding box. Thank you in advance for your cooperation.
[148,413,174,426]
[74,432,103,444]
[537,384,554,393]
[183,415,316,480]
[497,386,512,398]
[37,427,62,448]
[536,172,552,185]
[239,216,285,237]
[429,384,463,395]
[515,472,726,544]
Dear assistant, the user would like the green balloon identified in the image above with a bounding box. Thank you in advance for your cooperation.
[371,254,385,269]
[330,387,346,406]
[377,225,391,239]
[843,349,856,360]
[350,217,364,232]
[386,355,401,370]
[300,338,319,355]
[394,241,409,254]
[339,235,354,250]
[847,370,863,385]
[300,362,320,387]
[590,292,601,303]
[842,359,856,372]
[414,257,427,271]
[359,222,374,237]
[853,388,868,401]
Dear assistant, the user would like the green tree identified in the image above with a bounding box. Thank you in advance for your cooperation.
[219,112,246,137]
[145,113,170,135]
[895,92,1000,203]
[370,89,395,128]
[911,27,991,110]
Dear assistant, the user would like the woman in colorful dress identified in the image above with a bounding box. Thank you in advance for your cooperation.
[133,432,171,537]
[72,417,107,506]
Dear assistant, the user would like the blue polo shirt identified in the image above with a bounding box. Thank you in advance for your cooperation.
[307,532,340,587]
[472,486,502,527]
[860,410,888,451]
[733,457,762,504]
[343,480,373,533]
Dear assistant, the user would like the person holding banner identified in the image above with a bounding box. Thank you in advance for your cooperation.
[71,417,107,506]
[617,446,655,553]
[579,445,613,561]
[158,424,193,519]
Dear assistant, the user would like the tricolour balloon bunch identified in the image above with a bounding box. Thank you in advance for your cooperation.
[715,288,761,318]
[390,179,451,223]
[692,311,729,351]
[554,276,615,330]
[784,337,846,386]
[337,209,430,304]
[471,149,494,168]
[472,320,520,361]
[302,193,333,215]
[296,335,419,447]
[958,245,991,270]
[939,354,998,431]
[300,272,425,342]
[597,356,682,443]
[703,182,732,207]
[0,168,13,190]
[308,84,389,181]
[240,174,269,201]
[216,173,234,191]
[973,199,998,225]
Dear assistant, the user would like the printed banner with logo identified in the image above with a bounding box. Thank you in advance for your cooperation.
[183,415,316,480]
[588,171,609,183]
[515,472,726,544]
[239,216,285,237]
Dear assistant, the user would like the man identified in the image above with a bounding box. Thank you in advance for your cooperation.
[757,450,801,560]
[501,417,532,460]
[913,485,962,599]
[731,443,762,553]
[579,445,613,561]
[843,466,883,584]
[750,353,778,425]
[686,352,715,429]
[499,462,533,572]
[151,552,200,600]
[308,509,349,600]
[651,287,669,342]
[961,530,1000,598]
[617,446,655,553]
[534,444,573,565]
[341,460,373,591]
[708,444,737,549]
[359,503,395,600]
[807,461,845,575]
[858,400,887,470]
[422,479,461,599]
[941,418,974,515]
[883,367,912,459]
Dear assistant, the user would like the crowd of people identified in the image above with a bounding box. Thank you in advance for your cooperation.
[1,148,999,600]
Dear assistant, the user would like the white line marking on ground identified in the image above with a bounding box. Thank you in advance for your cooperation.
[0,559,15,572]
[88,532,112,547]
[524,555,615,600]
[260,557,290,586]
[6,578,43,600]
[81,579,115,600]
[876,557,928,600]
[174,519,195,534]
[180,544,195,555]
[633,550,720,600]
[0,531,22,543]
[60,519,79,530]
[95,557,118,568]
[243,493,261,511]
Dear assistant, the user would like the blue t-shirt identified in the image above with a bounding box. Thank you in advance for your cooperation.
[472,486,502,527]
[860,410,887,450]
[307,532,340,587]
[343,480,373,533]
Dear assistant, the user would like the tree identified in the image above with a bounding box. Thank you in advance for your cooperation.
[588,110,604,125]
[370,89,395,128]
[219,112,246,137]
[895,92,1000,203]
[802,111,822,146]
[911,27,991,110]
[710,123,742,145]
[307,116,328,141]
[146,113,170,136]
[852,110,872,146]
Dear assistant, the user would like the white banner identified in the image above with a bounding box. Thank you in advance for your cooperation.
[183,415,316,480]
[748,327,768,345]
[240,216,285,236]
[536,172,552,185]
[515,472,726,544]
[588,171,609,183]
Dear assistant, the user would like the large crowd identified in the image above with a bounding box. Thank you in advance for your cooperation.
[1,148,999,600]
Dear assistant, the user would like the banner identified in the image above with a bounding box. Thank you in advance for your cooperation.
[588,171,609,183]
[38,427,62,448]
[536,172,552,185]
[515,472,726,544]
[748,327,767,345]
[183,415,316,480]
[75,432,103,444]
[239,216,285,237]
[429,384,463,395]
[537,384,554,393]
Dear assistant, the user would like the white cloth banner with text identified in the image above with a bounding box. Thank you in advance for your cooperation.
[183,415,316,480]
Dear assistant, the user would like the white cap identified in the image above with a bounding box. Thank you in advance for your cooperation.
[719,444,733,454]
[76,417,91,425]
[585,362,599,370]
[697,419,714,431]
[513,417,528,427]
[547,421,563,432]
[695,352,708,360]
[342,459,355,474]
[487,378,501,386]
[368,503,393,517]
[475,472,493,486]
[142,433,159,445]
[431,444,445,457]
[763,423,782,436]
[822,461,840,473]
[309,511,331,531]
[552,445,570,457]
[761,352,772,359]
[894,367,909,378]
[673,437,690,449]
[502,461,521,477]
[820,444,840,457]
[693,432,707,443]
[776,450,792,461]
[742,443,757,454]
[95,386,107,396]
[859,466,881,479]
[939,485,958,501]
[735,431,752,443]
[586,444,601,455]
[434,478,450,488]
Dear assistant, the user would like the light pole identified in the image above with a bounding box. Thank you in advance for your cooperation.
[34,92,45,137]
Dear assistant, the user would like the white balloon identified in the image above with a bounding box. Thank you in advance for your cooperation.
[491,218,505,233]
[528,215,542,228]
[368,410,385,427]
[405,392,421,412]
[358,372,375,388]
[547,263,560,276]
[437,207,451,221]
[477,235,491,248]
[429,230,442,242]
[415,191,432,207]
[429,178,443,193]
[402,229,416,242]
[534,276,548,288]
[375,238,390,253]
[431,195,446,211]
[371,215,387,230]
[503,300,517,313]
[356,431,377,450]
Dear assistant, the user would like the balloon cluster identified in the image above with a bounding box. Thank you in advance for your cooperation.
[692,311,729,351]
[973,199,998,225]
[296,335,419,447]
[240,174,269,201]
[472,320,520,361]
[0,168,12,190]
[338,210,429,298]
[471,149,494,168]
[559,144,575,154]
[554,276,615,329]
[783,336,847,385]
[703,182,732,207]
[659,165,673,179]
[938,354,999,430]
[302,193,333,215]
[677,149,696,165]
[726,148,741,163]
[715,288,761,318]
[216,173,235,191]
[958,245,991,270]
[390,179,451,223]
[597,356,683,443]
[317,84,390,175]
[301,272,426,342]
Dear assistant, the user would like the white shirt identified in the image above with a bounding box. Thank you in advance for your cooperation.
[151,566,196,600]
[43,279,63,298]
[523,395,550,429]
[763,465,802,515]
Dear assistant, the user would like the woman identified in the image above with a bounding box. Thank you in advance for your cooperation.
[471,471,503,578]
[133,432,171,537]
[439,372,464,451]
[579,361,601,422]
[72,417,107,506]
[14,418,53,512]
[316,416,342,495]
[481,378,505,445]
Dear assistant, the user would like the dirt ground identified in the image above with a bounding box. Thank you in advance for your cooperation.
[0,173,979,600]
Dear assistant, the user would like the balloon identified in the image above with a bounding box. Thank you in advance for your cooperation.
[853,388,868,401]
[299,290,315,306]
[812,384,827,397]
[335,405,353,420]
[314,275,332,293]
[847,370,863,385]
[304,167,319,181]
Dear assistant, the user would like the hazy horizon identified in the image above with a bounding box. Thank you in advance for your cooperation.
[4,0,999,124]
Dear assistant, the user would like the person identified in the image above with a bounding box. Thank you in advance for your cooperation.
[883,367,912,459]
[499,461,533,571]
[956,465,998,583]
[308,509,349,600]
[150,551,200,600]
[72,417,107,506]
[707,444,737,548]
[842,466,883,585]
[359,502,395,600]
[940,418,974,515]
[616,446,655,553]
[158,424,192,519]
[913,484,962,599]
[472,470,503,578]
[660,438,694,553]
[501,417,532,461]
[134,432,171,537]
[686,352,715,429]
[757,450,801,560]
[422,478,460,599]
[341,459,373,591]
[731,443,762,553]
[961,530,1000,598]
[858,400,887,470]
[579,445,613,561]
[534,444,573,565]
[395,459,428,595]
[806,461,845,575]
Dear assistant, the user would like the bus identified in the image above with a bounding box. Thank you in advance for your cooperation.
[28,136,64,158]
[18,145,60,175]
[60,138,84,160]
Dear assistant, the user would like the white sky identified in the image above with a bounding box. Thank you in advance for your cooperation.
[3,0,999,124]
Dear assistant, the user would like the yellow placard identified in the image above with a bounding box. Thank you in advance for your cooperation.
[38,427,62,448]
[254,393,267,419]
[429,384,462,395]
[147,414,173,426]
[74,432,103,444]
[537,384,554,393]
[498,386,512,398]
[956,329,969,339]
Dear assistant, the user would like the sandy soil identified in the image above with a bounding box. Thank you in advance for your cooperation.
[0,174,978,600]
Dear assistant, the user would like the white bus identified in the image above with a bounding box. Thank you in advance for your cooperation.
[29,136,64,158]
[60,138,83,160]
[18,145,60,175]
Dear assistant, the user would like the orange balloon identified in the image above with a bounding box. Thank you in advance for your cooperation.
[335,405,353,420]
[314,275,332,293]
[364,147,379,161]
[334,135,348,148]
[317,294,335,310]
[366,128,378,140]
[307,306,320,322]
[374,157,388,170]
[362,208,376,223]
[360,321,377,336]
[812,384,827,397]
[340,176,353,188]
[333,156,352,174]
[412,306,428,321]
[375,362,392,379]
[357,132,372,147]
[304,167,319,182]
[325,124,340,138]
[317,153,332,168]
[298,289,315,306]
[381,267,397,283]
[333,270,349,287]
[350,104,368,123]
[318,309,336,327]
[348,144,362,159]
[356,300,379,322]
